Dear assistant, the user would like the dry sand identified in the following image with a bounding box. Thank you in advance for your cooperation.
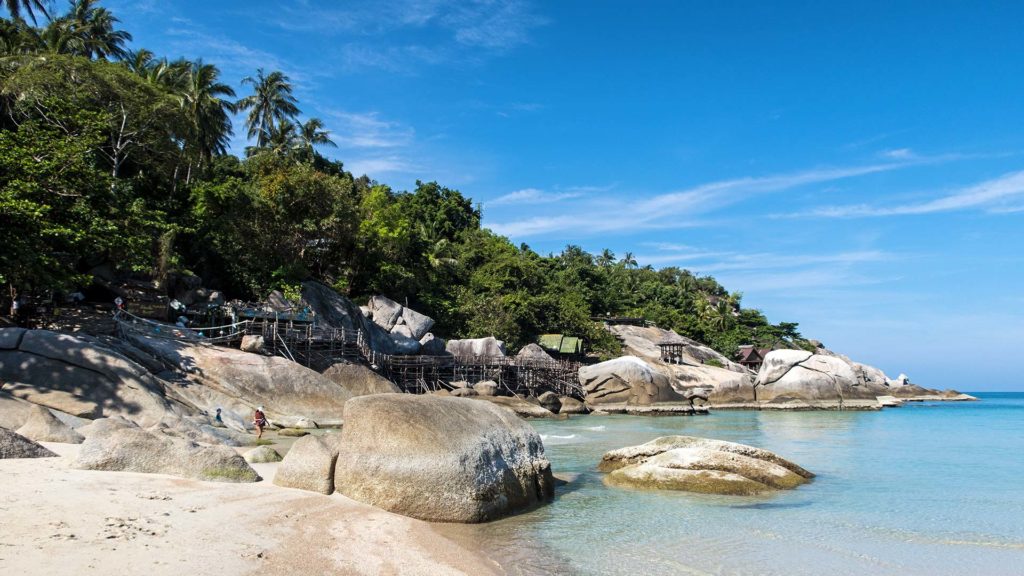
[0,443,503,576]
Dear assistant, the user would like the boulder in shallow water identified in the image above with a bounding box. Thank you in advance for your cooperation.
[537,391,562,413]
[557,396,588,414]
[580,356,685,406]
[600,435,813,495]
[73,424,260,482]
[334,394,554,522]
[16,404,83,444]
[274,433,344,494]
[0,426,57,458]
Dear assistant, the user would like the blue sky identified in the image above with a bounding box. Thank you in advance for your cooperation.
[103,0,1023,390]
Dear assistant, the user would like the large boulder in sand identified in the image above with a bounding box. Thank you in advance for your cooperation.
[600,436,813,495]
[127,334,351,429]
[74,423,260,482]
[334,394,554,522]
[0,390,33,430]
[274,433,345,494]
[0,329,180,426]
[0,426,57,458]
[322,363,401,396]
[755,350,890,403]
[16,404,83,444]
[446,337,506,357]
[243,445,282,463]
[580,356,686,406]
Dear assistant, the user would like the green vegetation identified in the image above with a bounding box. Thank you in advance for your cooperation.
[0,1,811,360]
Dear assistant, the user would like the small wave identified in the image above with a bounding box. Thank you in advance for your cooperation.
[583,425,606,432]
[541,434,577,440]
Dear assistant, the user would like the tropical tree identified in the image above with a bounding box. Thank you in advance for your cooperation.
[179,60,235,167]
[2,0,49,23]
[236,68,299,148]
[297,117,335,155]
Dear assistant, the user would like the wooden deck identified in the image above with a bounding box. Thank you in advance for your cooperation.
[114,311,584,399]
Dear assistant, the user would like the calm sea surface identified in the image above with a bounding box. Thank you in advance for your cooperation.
[438,392,1024,575]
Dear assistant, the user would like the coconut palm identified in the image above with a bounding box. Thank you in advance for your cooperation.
[33,0,131,60]
[236,68,300,148]
[2,0,49,23]
[180,59,236,164]
[298,117,335,152]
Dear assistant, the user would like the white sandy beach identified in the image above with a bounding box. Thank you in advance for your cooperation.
[0,443,503,576]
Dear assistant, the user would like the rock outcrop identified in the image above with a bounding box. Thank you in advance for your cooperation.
[537,391,562,413]
[0,426,58,458]
[579,356,686,406]
[557,396,588,414]
[606,324,756,405]
[16,404,84,444]
[0,328,180,426]
[274,433,344,494]
[334,394,554,522]
[517,343,554,361]
[73,422,260,482]
[470,395,559,419]
[755,350,894,405]
[321,362,401,396]
[446,337,506,357]
[600,436,813,495]
[127,334,351,429]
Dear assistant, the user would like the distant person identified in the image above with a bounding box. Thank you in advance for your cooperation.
[253,406,268,439]
[114,296,125,312]
[214,407,223,426]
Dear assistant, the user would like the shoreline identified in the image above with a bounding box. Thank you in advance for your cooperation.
[0,443,503,576]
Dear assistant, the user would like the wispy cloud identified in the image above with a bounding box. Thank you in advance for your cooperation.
[322,110,415,149]
[344,156,424,178]
[790,170,1024,218]
[276,0,545,71]
[488,187,585,205]
[488,160,923,238]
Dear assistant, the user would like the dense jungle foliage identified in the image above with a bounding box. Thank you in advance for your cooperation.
[0,1,810,357]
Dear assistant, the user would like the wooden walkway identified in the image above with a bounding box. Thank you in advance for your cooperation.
[114,311,584,398]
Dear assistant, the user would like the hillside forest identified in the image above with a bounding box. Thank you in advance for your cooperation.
[0,0,812,358]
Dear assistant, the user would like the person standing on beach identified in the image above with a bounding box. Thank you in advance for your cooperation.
[253,406,268,439]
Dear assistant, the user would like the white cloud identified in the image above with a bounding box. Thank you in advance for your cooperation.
[794,170,1024,218]
[323,110,415,149]
[488,188,584,205]
[345,156,423,178]
[487,160,920,238]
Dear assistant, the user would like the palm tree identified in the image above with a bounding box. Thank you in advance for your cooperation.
[298,117,335,154]
[2,0,49,23]
[180,60,236,164]
[36,0,131,60]
[236,68,300,148]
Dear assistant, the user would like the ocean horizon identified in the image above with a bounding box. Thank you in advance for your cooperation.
[439,392,1024,575]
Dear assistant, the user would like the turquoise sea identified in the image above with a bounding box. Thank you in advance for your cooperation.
[440,392,1024,575]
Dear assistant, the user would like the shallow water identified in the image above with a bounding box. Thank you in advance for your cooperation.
[439,393,1024,575]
